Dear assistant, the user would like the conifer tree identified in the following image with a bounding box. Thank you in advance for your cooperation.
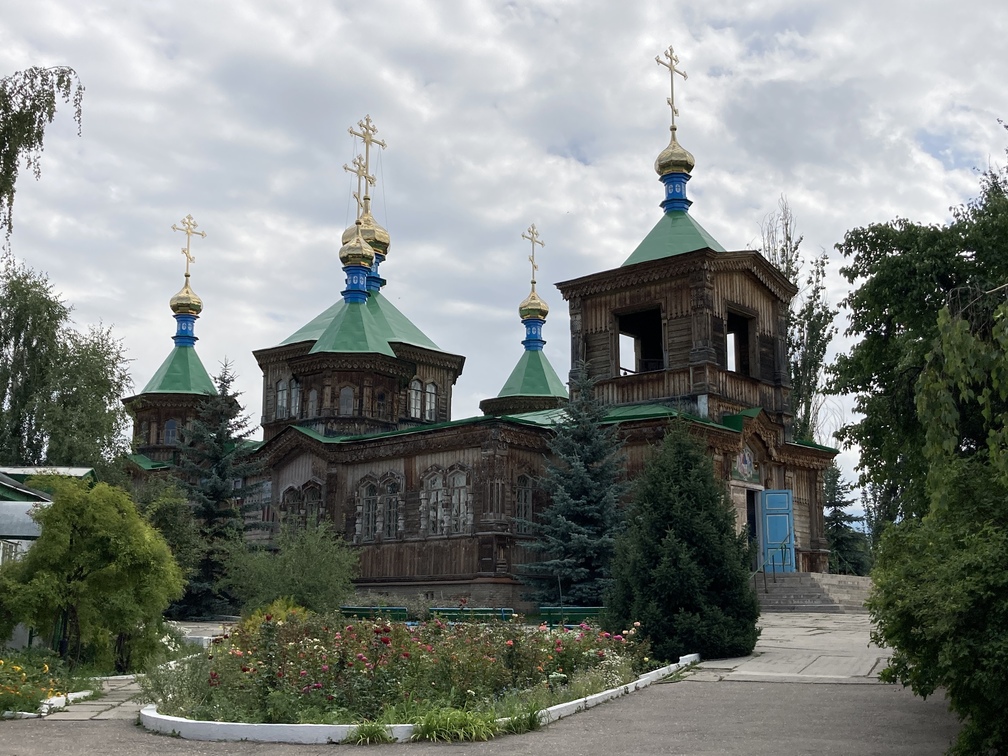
[173,361,262,618]
[605,423,759,661]
[822,463,871,575]
[520,365,626,605]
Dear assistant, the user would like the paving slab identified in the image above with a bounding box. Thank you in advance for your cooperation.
[692,611,890,684]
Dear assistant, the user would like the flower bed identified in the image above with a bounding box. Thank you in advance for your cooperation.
[140,607,670,740]
[140,653,699,744]
[0,651,68,717]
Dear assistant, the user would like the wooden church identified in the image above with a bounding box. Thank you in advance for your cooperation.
[125,49,835,609]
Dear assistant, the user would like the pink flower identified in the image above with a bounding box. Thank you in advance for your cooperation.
[321,664,329,672]
[614,634,624,641]
[505,639,514,647]
[300,670,308,677]
[356,653,367,661]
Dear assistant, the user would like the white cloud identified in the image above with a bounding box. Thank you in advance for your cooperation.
[3,0,1007,505]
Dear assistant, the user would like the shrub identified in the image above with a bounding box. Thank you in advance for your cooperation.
[605,423,760,661]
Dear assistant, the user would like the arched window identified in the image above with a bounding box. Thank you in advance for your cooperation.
[448,469,469,534]
[361,483,378,541]
[409,379,423,419]
[290,380,301,418]
[339,386,355,416]
[515,474,533,534]
[303,484,321,527]
[276,380,288,419]
[424,382,437,422]
[423,471,445,535]
[382,479,400,538]
[281,486,303,526]
[307,389,318,418]
[164,419,178,446]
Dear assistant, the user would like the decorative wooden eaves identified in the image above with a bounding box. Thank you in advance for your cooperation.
[391,343,466,379]
[252,342,312,370]
[555,248,798,305]
[288,351,415,383]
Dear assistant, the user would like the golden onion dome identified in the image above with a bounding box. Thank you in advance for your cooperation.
[654,124,695,177]
[169,274,203,316]
[341,196,390,257]
[339,220,377,268]
[519,288,549,321]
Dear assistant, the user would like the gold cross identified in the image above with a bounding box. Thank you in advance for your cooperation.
[655,45,688,127]
[171,214,206,276]
[521,224,545,289]
[343,154,375,217]
[347,114,386,199]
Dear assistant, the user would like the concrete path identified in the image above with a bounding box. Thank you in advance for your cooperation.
[691,612,890,684]
[1,613,960,755]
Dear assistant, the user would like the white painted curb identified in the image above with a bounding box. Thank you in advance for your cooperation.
[140,653,700,743]
[2,689,94,719]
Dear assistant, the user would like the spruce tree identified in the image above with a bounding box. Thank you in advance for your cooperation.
[605,422,759,661]
[520,365,626,605]
[822,463,871,575]
[173,361,262,618]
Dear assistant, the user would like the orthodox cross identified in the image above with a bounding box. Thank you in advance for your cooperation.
[655,45,687,127]
[347,114,386,194]
[521,223,544,289]
[343,154,375,218]
[171,214,206,276]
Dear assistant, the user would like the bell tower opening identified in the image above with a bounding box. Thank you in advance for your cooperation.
[725,310,753,376]
[617,308,664,375]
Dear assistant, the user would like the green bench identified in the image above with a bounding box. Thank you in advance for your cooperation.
[340,605,410,622]
[429,607,515,622]
[538,606,603,628]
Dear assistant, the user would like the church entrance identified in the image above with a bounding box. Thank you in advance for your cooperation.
[761,490,795,572]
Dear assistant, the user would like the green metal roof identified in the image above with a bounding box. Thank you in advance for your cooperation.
[285,401,734,447]
[280,300,344,345]
[721,407,763,432]
[126,453,173,471]
[621,211,726,267]
[310,301,398,356]
[282,292,441,352]
[141,346,217,395]
[496,350,568,399]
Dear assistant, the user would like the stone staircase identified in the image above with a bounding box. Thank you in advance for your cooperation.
[753,571,872,614]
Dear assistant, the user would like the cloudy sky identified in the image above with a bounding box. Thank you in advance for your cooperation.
[3,0,1007,491]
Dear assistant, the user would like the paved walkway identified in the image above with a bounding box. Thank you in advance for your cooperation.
[1,613,960,755]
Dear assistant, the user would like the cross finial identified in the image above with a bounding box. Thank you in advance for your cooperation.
[347,114,387,200]
[655,45,688,128]
[171,214,206,277]
[343,154,375,218]
[521,223,545,290]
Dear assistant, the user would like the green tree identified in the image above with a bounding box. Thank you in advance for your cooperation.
[174,362,262,618]
[0,257,131,474]
[868,189,1008,752]
[1,66,83,247]
[0,476,183,672]
[830,163,1008,523]
[225,521,358,613]
[760,196,837,442]
[133,477,205,587]
[605,423,759,661]
[822,463,871,575]
[869,461,1008,755]
[519,366,626,606]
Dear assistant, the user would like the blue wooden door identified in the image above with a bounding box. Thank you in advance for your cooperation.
[761,490,795,572]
